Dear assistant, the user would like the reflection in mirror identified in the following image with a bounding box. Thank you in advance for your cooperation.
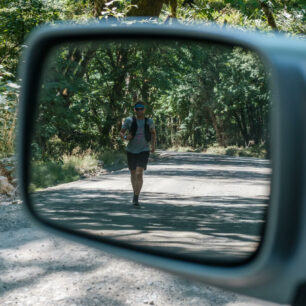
[30,39,272,263]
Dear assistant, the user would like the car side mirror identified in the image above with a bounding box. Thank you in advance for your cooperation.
[18,21,306,305]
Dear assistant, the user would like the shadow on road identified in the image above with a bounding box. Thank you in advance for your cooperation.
[104,152,271,182]
[32,189,268,261]
[153,152,271,168]
[30,152,271,262]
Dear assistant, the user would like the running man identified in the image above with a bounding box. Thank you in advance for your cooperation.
[120,102,156,207]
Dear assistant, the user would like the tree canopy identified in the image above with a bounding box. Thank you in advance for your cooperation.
[32,39,270,160]
[0,0,305,158]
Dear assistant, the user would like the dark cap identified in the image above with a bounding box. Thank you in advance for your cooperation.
[134,102,145,109]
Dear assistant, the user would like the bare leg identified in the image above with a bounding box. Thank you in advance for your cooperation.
[130,169,137,194]
[134,167,144,196]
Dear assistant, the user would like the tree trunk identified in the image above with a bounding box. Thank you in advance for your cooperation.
[91,0,177,19]
[232,111,249,146]
[207,107,226,147]
[258,0,278,30]
[127,0,165,17]
[92,0,106,18]
[127,0,177,17]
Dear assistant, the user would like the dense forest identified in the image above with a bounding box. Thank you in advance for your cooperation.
[34,40,269,162]
[1,0,305,160]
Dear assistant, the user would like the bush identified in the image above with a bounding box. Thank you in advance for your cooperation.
[205,144,267,159]
[205,144,226,155]
[166,146,195,152]
[238,145,267,158]
[98,150,127,169]
[30,150,129,190]
[63,153,98,175]
[30,160,80,190]
[225,146,240,156]
[30,153,100,190]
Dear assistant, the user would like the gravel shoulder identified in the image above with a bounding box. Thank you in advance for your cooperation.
[0,152,282,305]
[0,201,280,306]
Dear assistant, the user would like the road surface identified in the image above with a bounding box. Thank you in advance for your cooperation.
[0,152,282,305]
[32,151,271,262]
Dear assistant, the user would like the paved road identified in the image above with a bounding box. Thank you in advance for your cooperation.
[0,202,279,305]
[0,152,281,305]
[32,151,271,263]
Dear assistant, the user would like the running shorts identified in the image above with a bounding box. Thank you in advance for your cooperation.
[127,151,150,170]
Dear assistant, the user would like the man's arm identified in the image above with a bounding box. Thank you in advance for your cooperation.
[120,128,132,140]
[150,128,156,153]
[119,128,126,140]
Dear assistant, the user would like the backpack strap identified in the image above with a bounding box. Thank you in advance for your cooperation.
[130,116,137,138]
[145,118,151,142]
[130,117,151,142]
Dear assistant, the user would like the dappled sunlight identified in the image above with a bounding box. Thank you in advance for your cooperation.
[30,152,270,262]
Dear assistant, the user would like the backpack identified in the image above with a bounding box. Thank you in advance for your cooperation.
[130,116,151,142]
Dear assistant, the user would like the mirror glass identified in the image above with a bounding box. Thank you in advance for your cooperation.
[30,39,272,263]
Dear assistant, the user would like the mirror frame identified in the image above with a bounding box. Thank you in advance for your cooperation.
[29,34,272,265]
[18,21,306,304]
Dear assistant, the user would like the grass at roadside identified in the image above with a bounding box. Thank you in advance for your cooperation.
[30,151,127,191]
[205,144,268,158]
[167,144,268,159]
[98,151,127,170]
[166,146,197,153]
[29,145,267,191]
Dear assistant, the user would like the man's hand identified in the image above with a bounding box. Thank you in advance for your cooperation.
[120,129,132,141]
[121,134,132,141]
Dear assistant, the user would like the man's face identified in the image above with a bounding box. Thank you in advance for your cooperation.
[134,106,145,115]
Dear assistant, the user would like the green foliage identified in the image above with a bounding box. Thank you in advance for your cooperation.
[205,144,227,155]
[0,66,19,157]
[206,144,267,158]
[30,159,81,190]
[99,0,137,19]
[0,0,91,158]
[33,40,271,162]
[98,151,127,169]
[30,150,126,189]
[167,146,195,152]
[63,152,99,174]
[213,47,271,148]
[177,0,305,33]
[31,152,100,190]
[225,145,240,156]
[0,0,62,73]
[0,0,304,160]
